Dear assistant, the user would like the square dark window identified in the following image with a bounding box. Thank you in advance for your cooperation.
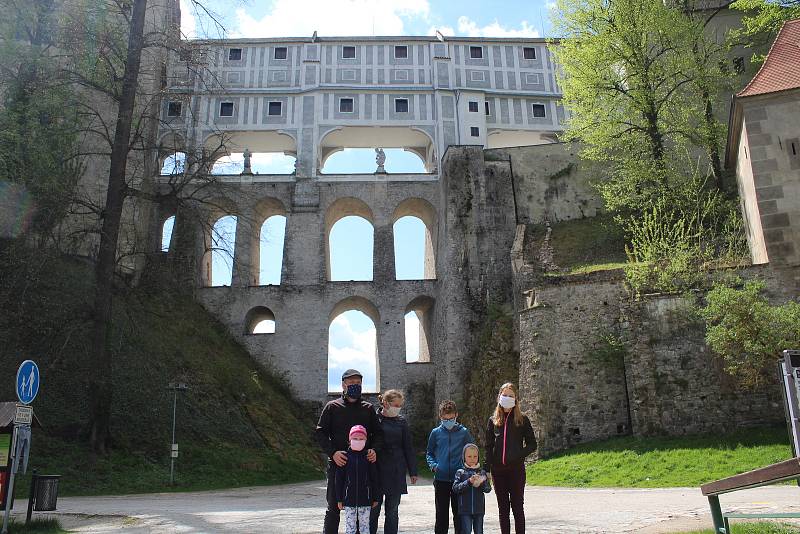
[228,48,242,61]
[395,45,408,59]
[532,103,546,118]
[342,46,356,59]
[274,47,288,60]
[219,102,234,116]
[733,56,745,74]
[395,99,409,113]
[339,98,354,113]
[468,101,479,113]
[470,127,479,137]
[469,46,483,59]
[485,102,490,115]
[167,101,182,117]
[523,47,537,60]
[268,101,282,116]
[178,48,192,61]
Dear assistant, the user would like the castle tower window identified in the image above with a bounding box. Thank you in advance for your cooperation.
[268,101,282,116]
[468,101,479,113]
[469,46,483,59]
[219,102,234,117]
[485,102,490,115]
[523,47,537,60]
[395,45,408,59]
[274,47,288,60]
[342,46,356,59]
[228,48,242,61]
[470,127,479,137]
[339,98,354,113]
[167,101,182,117]
[532,103,546,118]
[161,215,175,252]
[395,98,409,113]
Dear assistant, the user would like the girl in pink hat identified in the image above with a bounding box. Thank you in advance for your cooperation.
[335,425,380,534]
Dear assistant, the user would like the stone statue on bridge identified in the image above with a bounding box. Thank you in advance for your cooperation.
[375,148,386,174]
[241,148,253,175]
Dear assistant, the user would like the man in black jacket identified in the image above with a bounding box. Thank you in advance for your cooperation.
[317,369,383,534]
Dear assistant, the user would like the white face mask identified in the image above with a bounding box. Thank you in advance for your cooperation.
[350,438,366,451]
[499,395,516,409]
[383,406,401,417]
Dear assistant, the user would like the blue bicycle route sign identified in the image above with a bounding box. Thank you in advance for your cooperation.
[15,360,40,405]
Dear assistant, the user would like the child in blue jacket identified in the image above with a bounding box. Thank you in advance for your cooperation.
[336,425,379,534]
[426,400,474,534]
[452,443,492,534]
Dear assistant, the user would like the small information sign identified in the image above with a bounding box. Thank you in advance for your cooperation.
[13,406,32,426]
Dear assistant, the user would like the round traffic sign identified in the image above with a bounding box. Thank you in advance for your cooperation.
[15,360,40,405]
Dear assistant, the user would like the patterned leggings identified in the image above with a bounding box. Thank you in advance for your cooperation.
[344,506,371,534]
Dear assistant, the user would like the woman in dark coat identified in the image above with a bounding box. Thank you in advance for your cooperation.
[369,389,418,534]
[485,382,537,534]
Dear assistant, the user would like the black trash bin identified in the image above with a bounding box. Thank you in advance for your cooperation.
[32,474,59,511]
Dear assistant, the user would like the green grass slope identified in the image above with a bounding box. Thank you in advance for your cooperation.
[0,243,324,496]
[527,426,792,488]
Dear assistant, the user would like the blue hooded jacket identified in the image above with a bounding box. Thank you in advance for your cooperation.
[426,422,474,482]
[452,444,492,516]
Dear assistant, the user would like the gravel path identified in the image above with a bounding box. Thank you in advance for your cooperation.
[11,479,800,533]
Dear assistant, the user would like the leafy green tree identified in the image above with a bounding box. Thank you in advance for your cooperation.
[731,0,800,61]
[552,0,733,212]
[0,0,83,243]
[701,280,800,387]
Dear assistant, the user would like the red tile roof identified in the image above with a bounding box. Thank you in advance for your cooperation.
[738,19,800,98]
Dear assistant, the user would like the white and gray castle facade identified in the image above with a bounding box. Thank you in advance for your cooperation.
[158,35,565,178]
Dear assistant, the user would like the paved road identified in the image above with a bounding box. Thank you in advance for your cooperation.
[12,480,800,533]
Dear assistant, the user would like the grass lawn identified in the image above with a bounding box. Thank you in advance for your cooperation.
[539,214,627,274]
[527,426,793,488]
[0,245,325,497]
[675,522,800,533]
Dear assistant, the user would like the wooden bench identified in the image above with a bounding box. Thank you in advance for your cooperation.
[700,457,800,533]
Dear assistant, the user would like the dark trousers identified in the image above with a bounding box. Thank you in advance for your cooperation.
[492,463,526,534]
[369,493,402,534]
[434,479,462,534]
[325,463,367,534]
[460,514,485,534]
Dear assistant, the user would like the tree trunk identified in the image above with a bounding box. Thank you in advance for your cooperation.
[88,0,148,455]
[703,90,724,189]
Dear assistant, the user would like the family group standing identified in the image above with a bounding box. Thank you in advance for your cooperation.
[316,371,537,534]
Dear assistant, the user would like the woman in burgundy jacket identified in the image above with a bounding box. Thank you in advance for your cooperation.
[484,382,537,534]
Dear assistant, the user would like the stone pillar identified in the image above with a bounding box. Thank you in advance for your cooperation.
[283,179,322,285]
[373,222,396,283]
[231,207,257,287]
[376,304,405,394]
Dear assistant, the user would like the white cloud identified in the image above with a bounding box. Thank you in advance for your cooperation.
[328,312,378,391]
[455,16,539,38]
[404,313,420,362]
[179,0,197,39]
[234,0,431,38]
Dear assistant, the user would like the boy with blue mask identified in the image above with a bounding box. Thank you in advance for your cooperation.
[426,400,474,534]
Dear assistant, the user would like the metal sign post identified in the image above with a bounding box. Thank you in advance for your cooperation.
[167,382,188,485]
[3,361,39,534]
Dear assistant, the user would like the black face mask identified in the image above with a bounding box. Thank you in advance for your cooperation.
[345,383,362,400]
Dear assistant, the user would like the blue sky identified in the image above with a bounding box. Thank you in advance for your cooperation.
[171,0,552,392]
[181,0,556,41]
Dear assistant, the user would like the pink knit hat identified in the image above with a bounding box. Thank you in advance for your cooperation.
[349,425,367,439]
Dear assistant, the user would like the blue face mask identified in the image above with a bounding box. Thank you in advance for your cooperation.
[441,418,457,430]
[346,384,362,400]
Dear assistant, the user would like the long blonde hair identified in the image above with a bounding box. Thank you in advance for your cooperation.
[492,382,524,427]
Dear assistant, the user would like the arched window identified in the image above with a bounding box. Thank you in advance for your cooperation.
[161,215,175,252]
[328,298,380,393]
[208,215,237,287]
[393,198,437,280]
[325,198,375,282]
[259,214,286,286]
[211,152,296,175]
[160,152,186,175]
[245,306,276,334]
[322,148,426,174]
[405,297,434,363]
